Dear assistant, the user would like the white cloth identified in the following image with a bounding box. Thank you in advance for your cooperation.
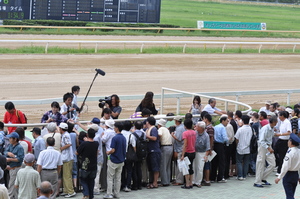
[121,130,136,151]
[259,107,270,115]
[235,125,253,155]
[61,132,74,162]
[278,147,300,179]
[202,104,221,115]
[102,128,116,152]
[279,119,292,140]
[37,146,63,169]
[158,127,172,145]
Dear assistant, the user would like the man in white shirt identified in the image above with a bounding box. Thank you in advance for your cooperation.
[202,98,226,115]
[259,101,271,115]
[235,115,252,180]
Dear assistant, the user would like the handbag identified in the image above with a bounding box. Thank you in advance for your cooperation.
[126,134,138,162]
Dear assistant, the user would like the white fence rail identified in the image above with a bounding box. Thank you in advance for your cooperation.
[2,88,300,128]
[0,40,300,53]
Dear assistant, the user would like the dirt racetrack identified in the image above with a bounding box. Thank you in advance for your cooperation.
[1,35,300,124]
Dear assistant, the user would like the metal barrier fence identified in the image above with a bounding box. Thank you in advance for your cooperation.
[2,88,300,128]
[1,39,300,53]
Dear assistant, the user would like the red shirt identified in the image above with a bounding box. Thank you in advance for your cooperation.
[260,119,269,127]
[3,109,26,133]
[182,130,196,153]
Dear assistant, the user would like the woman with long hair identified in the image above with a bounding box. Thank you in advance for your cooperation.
[135,91,158,115]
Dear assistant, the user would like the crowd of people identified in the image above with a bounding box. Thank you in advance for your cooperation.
[0,87,300,199]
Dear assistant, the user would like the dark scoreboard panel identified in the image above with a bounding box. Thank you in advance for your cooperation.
[0,0,161,23]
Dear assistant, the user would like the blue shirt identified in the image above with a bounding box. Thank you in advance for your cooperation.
[214,123,229,144]
[4,142,24,167]
[110,133,126,164]
[33,136,46,160]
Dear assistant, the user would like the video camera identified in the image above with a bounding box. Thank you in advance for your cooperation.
[98,96,112,108]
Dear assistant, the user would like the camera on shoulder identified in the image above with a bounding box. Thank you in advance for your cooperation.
[98,96,112,108]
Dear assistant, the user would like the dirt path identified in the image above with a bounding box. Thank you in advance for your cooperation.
[1,35,300,123]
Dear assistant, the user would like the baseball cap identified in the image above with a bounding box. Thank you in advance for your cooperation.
[7,132,19,139]
[220,114,228,121]
[59,122,68,130]
[267,112,276,117]
[31,127,41,134]
[290,133,300,143]
[105,120,115,129]
[24,153,35,163]
[91,117,100,124]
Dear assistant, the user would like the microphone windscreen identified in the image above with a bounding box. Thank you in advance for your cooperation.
[95,68,106,76]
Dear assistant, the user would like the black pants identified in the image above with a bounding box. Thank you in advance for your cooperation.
[210,143,225,181]
[275,139,288,173]
[283,171,298,199]
[224,142,236,179]
[184,152,195,175]
[132,160,143,189]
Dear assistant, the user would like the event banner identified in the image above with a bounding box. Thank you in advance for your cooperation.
[197,21,267,30]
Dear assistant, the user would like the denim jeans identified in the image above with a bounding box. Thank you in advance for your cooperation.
[236,153,250,178]
[80,169,97,199]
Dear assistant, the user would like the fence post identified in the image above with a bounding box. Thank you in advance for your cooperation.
[293,45,296,53]
[235,95,239,111]
[225,101,228,112]
[45,42,49,54]
[160,88,164,115]
[95,43,98,53]
[259,44,262,53]
[140,43,144,53]
[176,97,181,115]
[183,44,186,53]
[222,44,226,53]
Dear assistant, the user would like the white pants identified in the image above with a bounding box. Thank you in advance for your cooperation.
[254,146,275,185]
[107,160,124,197]
[94,162,103,192]
[193,152,206,185]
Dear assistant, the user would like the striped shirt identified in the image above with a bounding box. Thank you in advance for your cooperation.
[234,125,252,155]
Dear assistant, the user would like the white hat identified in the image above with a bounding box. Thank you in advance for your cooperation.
[285,108,293,114]
[157,119,167,127]
[105,120,115,129]
[265,100,271,105]
[59,122,68,130]
[220,114,228,121]
[267,112,276,116]
[88,124,99,132]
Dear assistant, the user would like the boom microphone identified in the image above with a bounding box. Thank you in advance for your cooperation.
[95,68,106,76]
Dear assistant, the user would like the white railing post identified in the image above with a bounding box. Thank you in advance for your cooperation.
[45,42,48,54]
[235,95,239,111]
[225,101,228,112]
[176,97,181,115]
[160,88,164,115]
[140,43,144,53]
[95,43,98,53]
[183,44,186,53]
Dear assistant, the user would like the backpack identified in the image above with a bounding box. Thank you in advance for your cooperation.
[16,110,28,130]
[133,132,148,160]
[250,128,258,154]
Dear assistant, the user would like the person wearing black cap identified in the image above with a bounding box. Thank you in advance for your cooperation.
[31,127,46,160]
[275,133,300,199]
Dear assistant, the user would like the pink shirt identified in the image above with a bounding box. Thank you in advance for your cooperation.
[182,130,196,153]
[260,119,269,127]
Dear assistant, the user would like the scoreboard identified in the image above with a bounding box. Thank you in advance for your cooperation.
[0,0,161,23]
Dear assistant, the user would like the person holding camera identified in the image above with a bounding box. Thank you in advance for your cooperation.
[99,94,122,119]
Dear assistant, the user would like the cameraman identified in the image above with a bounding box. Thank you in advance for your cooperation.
[101,94,122,119]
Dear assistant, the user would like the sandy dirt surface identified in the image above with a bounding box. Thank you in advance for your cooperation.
[1,35,300,123]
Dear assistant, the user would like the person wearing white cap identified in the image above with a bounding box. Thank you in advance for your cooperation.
[259,101,271,115]
[15,153,41,199]
[100,119,116,193]
[59,123,76,198]
[157,119,173,186]
[275,133,300,199]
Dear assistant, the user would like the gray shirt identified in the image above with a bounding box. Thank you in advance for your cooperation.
[174,124,185,153]
[258,124,274,149]
[195,131,210,153]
